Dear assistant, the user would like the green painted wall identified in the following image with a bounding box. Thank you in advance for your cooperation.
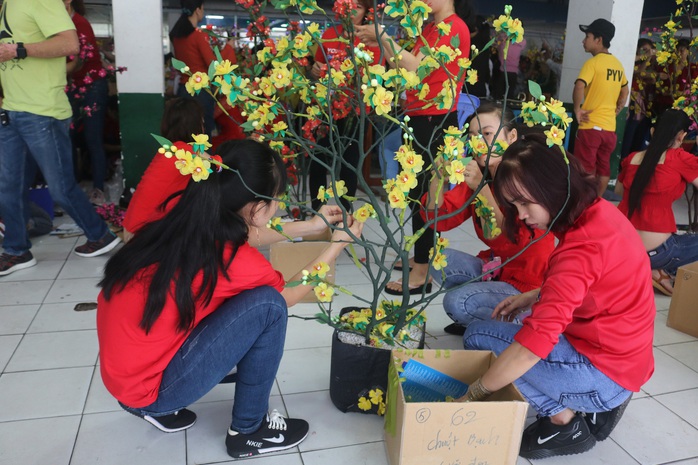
[118,93,164,190]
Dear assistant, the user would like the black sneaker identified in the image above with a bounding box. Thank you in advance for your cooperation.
[141,409,197,433]
[74,230,121,257]
[519,413,596,460]
[226,409,309,459]
[443,322,466,335]
[585,395,632,441]
[0,252,37,276]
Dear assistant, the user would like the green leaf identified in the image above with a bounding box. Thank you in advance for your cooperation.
[479,36,496,54]
[528,80,543,100]
[314,312,331,324]
[208,61,217,81]
[450,35,460,49]
[530,110,549,124]
[213,46,223,63]
[150,133,173,147]
[171,58,188,72]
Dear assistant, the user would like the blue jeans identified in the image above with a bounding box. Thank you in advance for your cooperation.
[0,111,108,255]
[464,320,631,417]
[120,287,288,434]
[380,125,401,181]
[69,78,109,190]
[431,249,522,326]
[649,233,698,276]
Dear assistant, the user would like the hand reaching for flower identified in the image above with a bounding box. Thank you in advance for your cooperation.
[308,205,344,233]
[463,159,484,190]
[331,217,364,245]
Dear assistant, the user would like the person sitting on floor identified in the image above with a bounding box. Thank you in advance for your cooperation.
[97,138,363,459]
[461,133,655,460]
[421,102,555,335]
[617,108,698,296]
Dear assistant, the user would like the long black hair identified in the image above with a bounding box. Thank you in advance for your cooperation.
[161,97,204,141]
[100,139,288,334]
[170,0,204,40]
[494,133,598,240]
[627,109,692,218]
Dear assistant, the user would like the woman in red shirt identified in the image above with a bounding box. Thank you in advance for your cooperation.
[422,103,555,335]
[618,109,698,295]
[357,0,474,295]
[170,0,236,136]
[98,139,362,459]
[462,134,655,460]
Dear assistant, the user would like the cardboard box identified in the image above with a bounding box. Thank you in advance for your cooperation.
[667,261,698,337]
[269,241,335,303]
[384,349,528,465]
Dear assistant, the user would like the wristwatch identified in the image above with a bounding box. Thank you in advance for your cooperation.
[16,42,27,59]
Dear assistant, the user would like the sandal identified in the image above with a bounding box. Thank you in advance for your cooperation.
[385,279,433,295]
[652,269,674,296]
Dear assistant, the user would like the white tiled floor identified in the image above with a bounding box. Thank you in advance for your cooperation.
[2,197,698,465]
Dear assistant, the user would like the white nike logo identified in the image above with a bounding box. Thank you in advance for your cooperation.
[262,434,285,444]
[589,413,597,425]
[537,432,560,444]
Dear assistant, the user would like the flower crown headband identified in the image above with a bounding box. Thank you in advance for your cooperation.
[151,133,227,182]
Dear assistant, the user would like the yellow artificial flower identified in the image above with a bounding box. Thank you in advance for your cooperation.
[316,186,327,202]
[358,396,372,411]
[259,77,275,97]
[377,401,386,415]
[544,125,565,147]
[437,236,450,248]
[388,187,407,209]
[331,68,346,86]
[458,57,472,69]
[369,388,384,404]
[353,204,376,223]
[314,282,335,302]
[214,76,233,96]
[436,22,452,36]
[442,135,465,157]
[185,72,209,95]
[327,180,348,198]
[446,159,467,184]
[418,83,430,100]
[190,156,211,182]
[214,59,237,76]
[399,69,420,88]
[267,217,282,231]
[431,251,448,270]
[443,125,462,136]
[399,151,425,174]
[468,135,489,155]
[272,121,288,136]
[340,58,354,73]
[372,86,395,116]
[310,261,330,279]
[396,170,418,191]
[174,149,194,175]
[466,69,478,85]
[191,133,212,151]
[271,65,292,88]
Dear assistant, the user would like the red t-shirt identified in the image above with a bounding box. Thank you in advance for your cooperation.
[421,182,555,292]
[314,24,382,65]
[97,243,285,407]
[69,13,104,86]
[515,199,655,392]
[618,148,698,233]
[405,15,471,116]
[122,150,190,234]
[172,30,237,84]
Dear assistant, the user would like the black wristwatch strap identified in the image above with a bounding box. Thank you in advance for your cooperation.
[16,42,27,59]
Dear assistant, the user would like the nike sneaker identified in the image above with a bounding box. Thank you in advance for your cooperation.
[585,394,632,441]
[519,412,596,460]
[225,409,309,459]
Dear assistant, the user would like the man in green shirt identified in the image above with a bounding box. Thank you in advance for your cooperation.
[0,0,120,276]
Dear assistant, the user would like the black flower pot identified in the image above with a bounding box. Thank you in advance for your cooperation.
[329,307,425,414]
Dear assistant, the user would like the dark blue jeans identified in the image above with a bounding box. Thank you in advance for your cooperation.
[0,111,108,255]
[120,286,288,434]
[69,78,109,190]
[649,233,698,276]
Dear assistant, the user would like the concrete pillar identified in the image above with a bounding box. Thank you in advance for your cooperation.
[112,0,165,191]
